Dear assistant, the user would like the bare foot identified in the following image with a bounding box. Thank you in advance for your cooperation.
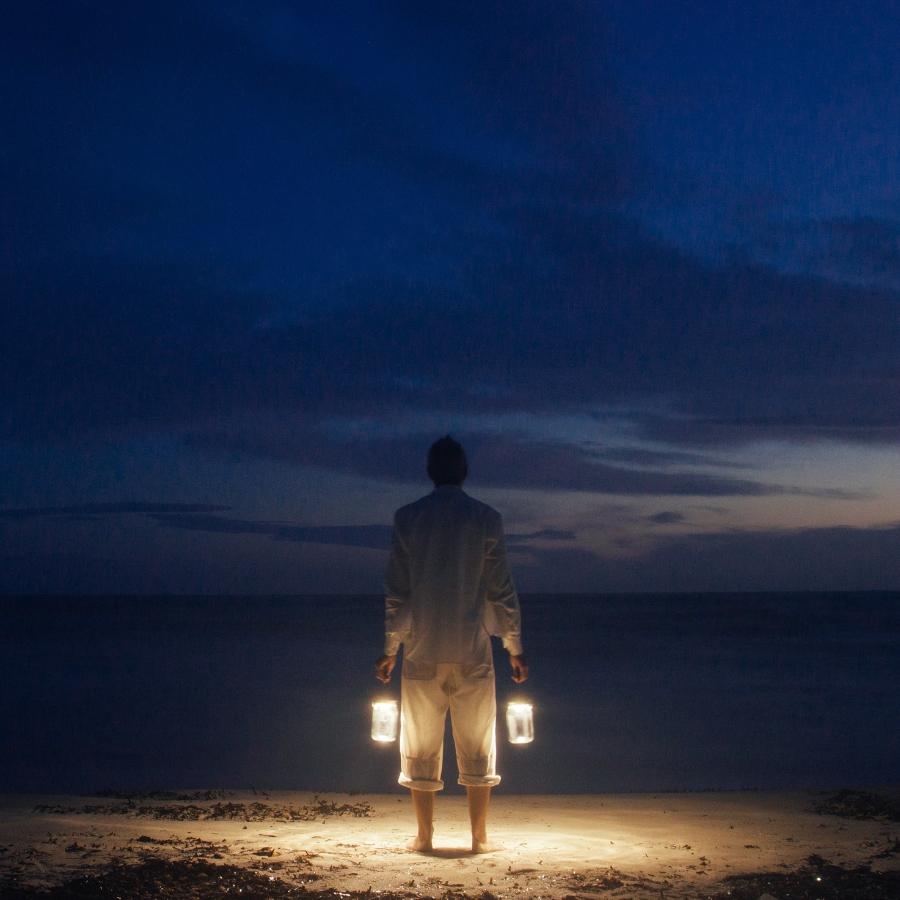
[408,834,433,853]
[471,837,495,853]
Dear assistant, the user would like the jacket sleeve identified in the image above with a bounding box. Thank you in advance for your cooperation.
[383,510,411,656]
[483,510,523,656]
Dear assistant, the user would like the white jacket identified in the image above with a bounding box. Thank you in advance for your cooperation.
[383,483,523,671]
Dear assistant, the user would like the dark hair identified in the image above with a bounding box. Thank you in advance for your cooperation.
[427,434,468,485]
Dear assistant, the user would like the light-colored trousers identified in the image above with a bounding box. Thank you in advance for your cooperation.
[398,661,501,791]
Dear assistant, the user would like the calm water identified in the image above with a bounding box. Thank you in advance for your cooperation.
[1,592,898,794]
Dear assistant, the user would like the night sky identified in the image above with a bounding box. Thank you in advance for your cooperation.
[3,1,899,594]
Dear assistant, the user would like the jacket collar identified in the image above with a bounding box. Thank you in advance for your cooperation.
[432,483,464,493]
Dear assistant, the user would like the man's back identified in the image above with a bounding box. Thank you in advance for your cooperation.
[376,436,528,852]
[384,483,522,673]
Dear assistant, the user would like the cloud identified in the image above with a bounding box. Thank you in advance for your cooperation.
[646,511,685,525]
[0,500,574,552]
[0,257,289,440]
[0,499,394,551]
[506,528,577,545]
[0,502,229,521]
[3,2,899,463]
[0,502,390,550]
[148,512,579,551]
[593,446,749,469]
[184,425,860,498]
[6,206,900,469]
[512,521,900,593]
[744,215,900,292]
[147,513,393,550]
[631,412,900,448]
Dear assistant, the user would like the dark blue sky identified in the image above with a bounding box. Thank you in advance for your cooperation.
[3,1,899,593]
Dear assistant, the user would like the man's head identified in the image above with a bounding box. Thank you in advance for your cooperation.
[427,434,468,486]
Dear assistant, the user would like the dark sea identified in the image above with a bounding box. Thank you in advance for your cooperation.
[2,592,898,795]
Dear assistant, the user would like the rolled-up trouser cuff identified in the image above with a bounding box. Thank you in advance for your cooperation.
[458,773,501,787]
[456,752,500,788]
[400,752,444,791]
[398,773,444,791]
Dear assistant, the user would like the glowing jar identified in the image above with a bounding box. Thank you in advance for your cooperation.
[371,700,399,742]
[506,702,534,744]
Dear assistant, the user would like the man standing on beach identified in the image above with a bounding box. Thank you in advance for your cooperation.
[374,435,528,853]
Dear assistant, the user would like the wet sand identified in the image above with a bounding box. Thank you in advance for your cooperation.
[1,788,898,898]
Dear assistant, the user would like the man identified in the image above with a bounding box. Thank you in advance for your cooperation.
[374,435,528,853]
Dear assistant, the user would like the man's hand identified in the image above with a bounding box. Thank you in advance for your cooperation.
[509,654,529,684]
[374,654,397,684]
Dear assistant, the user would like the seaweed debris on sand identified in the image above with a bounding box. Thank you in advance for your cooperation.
[0,858,417,899]
[712,853,900,900]
[811,788,900,823]
[3,854,900,900]
[32,793,372,822]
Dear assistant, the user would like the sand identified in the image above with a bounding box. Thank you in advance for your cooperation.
[1,788,898,898]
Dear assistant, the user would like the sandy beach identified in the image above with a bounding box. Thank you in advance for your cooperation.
[1,788,898,898]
